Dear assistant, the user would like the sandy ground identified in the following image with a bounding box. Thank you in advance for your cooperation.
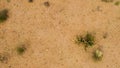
[0,0,120,68]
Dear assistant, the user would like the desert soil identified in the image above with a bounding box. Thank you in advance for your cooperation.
[0,0,120,68]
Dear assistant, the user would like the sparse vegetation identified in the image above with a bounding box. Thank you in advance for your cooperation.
[93,49,103,61]
[76,35,84,44]
[101,0,113,2]
[76,32,95,47]
[0,53,8,63]
[76,32,104,61]
[0,9,8,23]
[44,1,50,7]
[16,45,26,55]
[115,1,120,6]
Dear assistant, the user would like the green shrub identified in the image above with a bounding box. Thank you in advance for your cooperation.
[76,33,95,47]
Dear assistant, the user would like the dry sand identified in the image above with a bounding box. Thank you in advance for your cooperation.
[0,0,120,68]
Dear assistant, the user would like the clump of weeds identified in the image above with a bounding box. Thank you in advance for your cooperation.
[76,32,95,49]
[7,0,10,3]
[75,32,104,61]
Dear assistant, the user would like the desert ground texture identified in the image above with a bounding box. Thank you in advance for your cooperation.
[0,0,120,68]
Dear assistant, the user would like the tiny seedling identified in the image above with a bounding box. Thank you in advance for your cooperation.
[16,45,26,55]
[93,49,103,61]
[44,1,50,7]
[101,0,113,2]
[76,32,95,48]
[0,9,8,23]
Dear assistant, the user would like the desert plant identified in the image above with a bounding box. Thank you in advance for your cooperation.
[0,9,8,23]
[16,45,26,55]
[76,35,84,44]
[84,33,95,46]
[93,49,103,61]
[76,32,95,47]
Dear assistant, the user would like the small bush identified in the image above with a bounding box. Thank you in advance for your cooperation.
[93,49,103,61]
[16,45,26,55]
[76,33,95,47]
[0,9,8,23]
[84,33,95,46]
